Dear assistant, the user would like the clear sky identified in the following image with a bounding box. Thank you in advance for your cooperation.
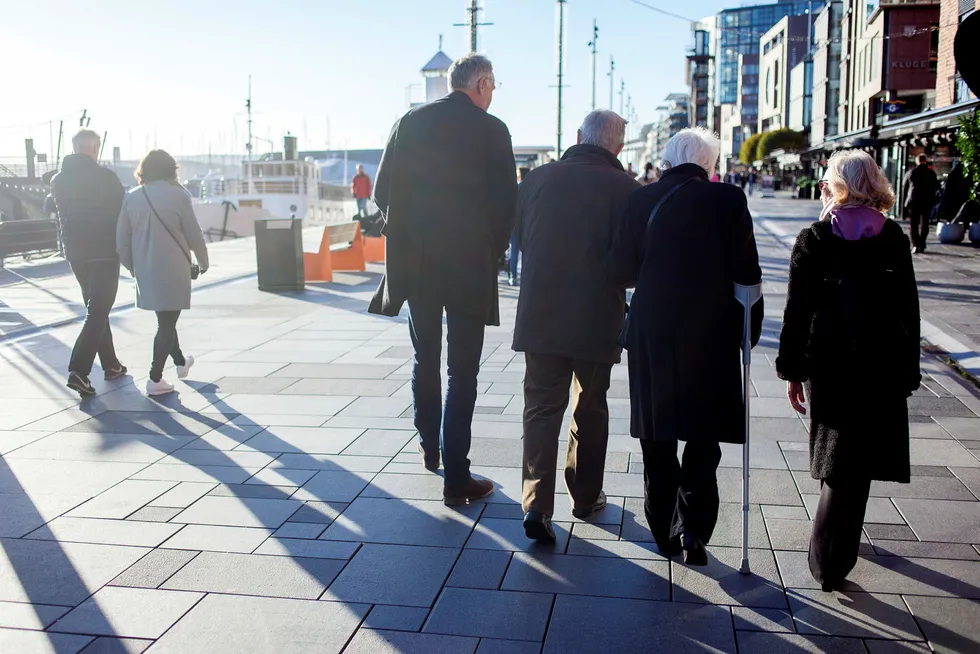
[1,0,728,161]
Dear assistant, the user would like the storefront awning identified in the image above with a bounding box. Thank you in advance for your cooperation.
[877,99,980,141]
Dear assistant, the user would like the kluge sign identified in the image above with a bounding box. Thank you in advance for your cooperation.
[885,9,938,91]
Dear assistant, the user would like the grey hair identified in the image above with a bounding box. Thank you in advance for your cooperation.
[660,127,721,175]
[578,110,627,154]
[72,129,101,154]
[448,54,494,92]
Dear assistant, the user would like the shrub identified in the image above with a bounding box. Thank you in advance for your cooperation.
[757,129,807,159]
[740,133,764,165]
[957,109,980,202]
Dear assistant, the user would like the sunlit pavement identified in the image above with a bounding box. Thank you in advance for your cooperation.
[0,200,978,653]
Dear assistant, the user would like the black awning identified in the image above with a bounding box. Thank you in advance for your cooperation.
[877,99,980,141]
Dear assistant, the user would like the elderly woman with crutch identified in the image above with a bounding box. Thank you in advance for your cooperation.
[776,150,920,591]
[610,128,763,565]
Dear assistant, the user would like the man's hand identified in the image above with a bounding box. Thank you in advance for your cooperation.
[787,381,807,415]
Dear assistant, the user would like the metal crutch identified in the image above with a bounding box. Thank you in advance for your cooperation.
[735,282,763,575]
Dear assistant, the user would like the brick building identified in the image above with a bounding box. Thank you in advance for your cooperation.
[936,0,979,107]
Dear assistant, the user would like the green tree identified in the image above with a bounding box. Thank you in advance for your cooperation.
[757,128,807,159]
[740,133,763,165]
[957,109,980,201]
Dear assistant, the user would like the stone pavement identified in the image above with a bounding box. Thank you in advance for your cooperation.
[0,197,978,653]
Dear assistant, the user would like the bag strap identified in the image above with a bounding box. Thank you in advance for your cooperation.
[643,177,696,243]
[142,187,193,266]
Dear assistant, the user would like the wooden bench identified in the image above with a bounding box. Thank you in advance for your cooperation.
[0,218,60,268]
[303,222,366,282]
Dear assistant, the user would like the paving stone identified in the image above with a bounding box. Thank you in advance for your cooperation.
[0,458,145,500]
[907,397,976,418]
[161,449,279,468]
[206,483,296,499]
[862,641,932,653]
[26,517,182,548]
[672,546,787,608]
[252,538,359,560]
[0,628,93,654]
[0,430,51,455]
[711,503,772,549]
[732,607,795,632]
[762,504,810,520]
[872,540,980,560]
[150,594,369,654]
[361,472,448,500]
[127,506,183,523]
[446,550,513,590]
[288,501,348,524]
[895,498,980,542]
[478,503,525,520]
[212,376,299,394]
[151,482,217,508]
[552,496,626,526]
[341,429,416,456]
[736,632,867,653]
[109,549,199,589]
[870,477,976,501]
[803,495,907,524]
[465,517,571,553]
[161,525,273,553]
[904,596,980,654]
[933,416,980,440]
[344,629,479,654]
[951,467,980,498]
[162,551,344,599]
[909,438,980,467]
[543,595,734,653]
[67,480,177,519]
[338,397,412,418]
[326,543,458,607]
[425,587,553,641]
[181,424,267,451]
[79,637,152,653]
[321,497,481,547]
[570,522,619,540]
[717,468,802,505]
[364,605,429,632]
[864,524,918,542]
[243,467,317,487]
[909,465,954,477]
[788,589,924,640]
[132,463,261,484]
[502,552,668,601]
[237,426,363,454]
[218,394,357,417]
[620,497,654,542]
[49,586,203,638]
[766,518,814,551]
[565,537,668,560]
[64,411,225,436]
[0,492,92,539]
[173,496,301,528]
[273,522,325,539]
[270,453,391,472]
[291,470,375,502]
[0,600,69,629]
[909,421,953,439]
[476,639,541,654]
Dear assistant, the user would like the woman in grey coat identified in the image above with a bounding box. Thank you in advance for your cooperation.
[117,150,209,396]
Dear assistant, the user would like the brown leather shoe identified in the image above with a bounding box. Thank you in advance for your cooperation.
[443,477,494,506]
[417,443,440,472]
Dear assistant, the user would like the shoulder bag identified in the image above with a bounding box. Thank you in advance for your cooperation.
[142,187,200,280]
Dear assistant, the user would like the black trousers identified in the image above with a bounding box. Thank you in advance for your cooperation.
[150,311,186,382]
[68,259,121,376]
[809,477,872,587]
[641,439,722,548]
[908,207,931,249]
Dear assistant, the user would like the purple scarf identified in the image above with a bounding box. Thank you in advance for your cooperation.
[829,206,887,241]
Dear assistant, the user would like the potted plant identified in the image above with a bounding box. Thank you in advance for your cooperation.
[795,177,812,200]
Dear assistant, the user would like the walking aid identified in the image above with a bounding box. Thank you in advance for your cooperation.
[734,282,763,575]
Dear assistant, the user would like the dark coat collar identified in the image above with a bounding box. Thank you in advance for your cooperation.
[661,162,709,181]
[559,144,625,171]
[445,90,476,107]
[61,153,97,170]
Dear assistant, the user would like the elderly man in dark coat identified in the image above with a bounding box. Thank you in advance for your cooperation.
[368,54,517,505]
[610,128,763,565]
[513,110,640,542]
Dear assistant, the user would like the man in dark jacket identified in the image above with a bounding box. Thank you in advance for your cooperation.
[903,154,939,253]
[368,54,517,505]
[50,130,127,396]
[513,110,640,541]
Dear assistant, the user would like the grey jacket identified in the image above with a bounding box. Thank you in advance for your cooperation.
[117,181,209,311]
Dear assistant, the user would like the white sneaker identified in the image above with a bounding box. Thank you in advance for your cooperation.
[146,379,175,396]
[176,355,195,379]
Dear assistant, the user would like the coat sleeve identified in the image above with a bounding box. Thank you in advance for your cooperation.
[178,190,210,271]
[896,232,922,394]
[374,119,400,219]
[609,189,645,288]
[734,204,764,346]
[487,121,517,257]
[514,182,526,250]
[116,194,133,272]
[775,229,817,382]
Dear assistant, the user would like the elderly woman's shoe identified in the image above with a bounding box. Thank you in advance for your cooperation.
[681,531,708,566]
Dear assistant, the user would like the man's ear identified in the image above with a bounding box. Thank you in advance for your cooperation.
[577,130,583,145]
[614,143,625,157]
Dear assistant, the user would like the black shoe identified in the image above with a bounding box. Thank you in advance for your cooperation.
[417,443,440,472]
[655,539,683,558]
[681,531,708,566]
[820,578,844,592]
[444,477,494,506]
[67,371,96,397]
[523,511,557,543]
[104,364,128,381]
[571,490,607,520]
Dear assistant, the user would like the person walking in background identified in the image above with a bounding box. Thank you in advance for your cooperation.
[117,150,209,396]
[638,162,658,185]
[514,110,640,542]
[903,154,940,254]
[747,169,758,196]
[777,150,919,591]
[351,164,373,218]
[508,167,530,286]
[369,54,517,505]
[610,128,763,565]
[50,129,128,396]
[626,162,638,179]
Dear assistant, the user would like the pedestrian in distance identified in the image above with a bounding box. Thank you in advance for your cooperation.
[351,164,373,218]
[610,127,763,565]
[117,150,209,396]
[50,129,128,397]
[368,53,517,506]
[514,110,640,542]
[747,169,758,196]
[903,154,940,254]
[638,161,658,185]
[508,166,530,286]
[776,150,920,591]
[626,162,638,179]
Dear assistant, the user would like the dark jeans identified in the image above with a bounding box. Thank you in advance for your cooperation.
[68,259,121,376]
[908,207,931,249]
[508,232,520,281]
[522,353,611,516]
[809,477,872,587]
[641,439,723,548]
[408,297,485,487]
[150,310,186,382]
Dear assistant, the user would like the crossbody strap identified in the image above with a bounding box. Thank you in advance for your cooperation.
[141,187,193,266]
[642,177,696,247]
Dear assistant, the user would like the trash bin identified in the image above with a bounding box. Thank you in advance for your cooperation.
[254,218,304,292]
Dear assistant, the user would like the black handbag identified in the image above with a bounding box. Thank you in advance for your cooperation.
[617,178,696,349]
[142,187,201,280]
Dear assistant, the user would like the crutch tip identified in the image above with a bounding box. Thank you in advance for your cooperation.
[738,560,751,575]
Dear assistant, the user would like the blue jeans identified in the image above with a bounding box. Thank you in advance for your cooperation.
[355,198,368,217]
[408,297,486,487]
[508,231,520,281]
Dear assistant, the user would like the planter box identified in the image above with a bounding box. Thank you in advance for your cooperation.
[938,221,966,244]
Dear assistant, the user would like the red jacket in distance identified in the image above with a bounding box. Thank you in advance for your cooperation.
[351,172,373,199]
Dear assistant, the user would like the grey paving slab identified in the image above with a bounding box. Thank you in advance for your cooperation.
[565,537,668,561]
[321,497,481,547]
[243,467,317,487]
[425,587,553,641]
[364,605,430,632]
[341,429,416,456]
[711,503,772,549]
[465,517,571,553]
[180,423,267,450]
[79,637,152,654]
[132,462,261,484]
[672,546,787,608]
[360,472,448,500]
[270,362,400,379]
[26,517,183,548]
[162,551,344,599]
[160,449,278,468]
[870,476,976,500]
[732,607,795,633]
[150,594,369,654]
[717,467,802,505]
[552,495,626,526]
[788,589,924,640]
[0,430,51,455]
[766,518,814,551]
[282,378,407,397]
[161,525,272,553]
[269,453,391,472]
[49,586,203,638]
[288,501,348,524]
[206,483,296,499]
[109,549,199,589]
[543,595,734,653]
[873,539,980,560]
[63,411,226,436]
[344,629,479,654]
[0,628,93,654]
[895,498,980,542]
[273,522,325,539]
[761,504,811,520]
[476,639,542,654]
[252,537,359,559]
[570,522,619,540]
[501,552,669,601]
[5,432,192,464]
[172,496,301,528]
[909,438,980,467]
[909,421,954,439]
[211,376,300,394]
[904,596,980,654]
[952,467,980,497]
[150,482,216,508]
[933,416,980,440]
[862,641,932,653]
[446,549,513,590]
[236,426,364,454]
[325,543,458,607]
[802,495,907,524]
[908,396,977,418]
[0,492,91,538]
[67,480,177,519]
[289,469,376,502]
[864,524,918,541]
[0,600,69,629]
[737,632,867,653]
[0,458,145,499]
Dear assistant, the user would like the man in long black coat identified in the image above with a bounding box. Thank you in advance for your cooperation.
[513,110,640,542]
[903,154,939,253]
[368,54,517,505]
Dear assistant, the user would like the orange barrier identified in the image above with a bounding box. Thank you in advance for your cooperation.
[303,223,367,282]
[332,228,367,272]
[364,235,385,263]
[303,228,335,282]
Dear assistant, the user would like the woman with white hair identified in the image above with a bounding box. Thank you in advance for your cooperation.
[776,150,919,591]
[610,127,763,565]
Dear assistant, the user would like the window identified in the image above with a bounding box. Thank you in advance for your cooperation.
[774,60,780,109]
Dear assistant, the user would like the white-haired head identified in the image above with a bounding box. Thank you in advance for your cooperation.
[660,127,721,176]
[448,54,496,111]
[577,110,627,156]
